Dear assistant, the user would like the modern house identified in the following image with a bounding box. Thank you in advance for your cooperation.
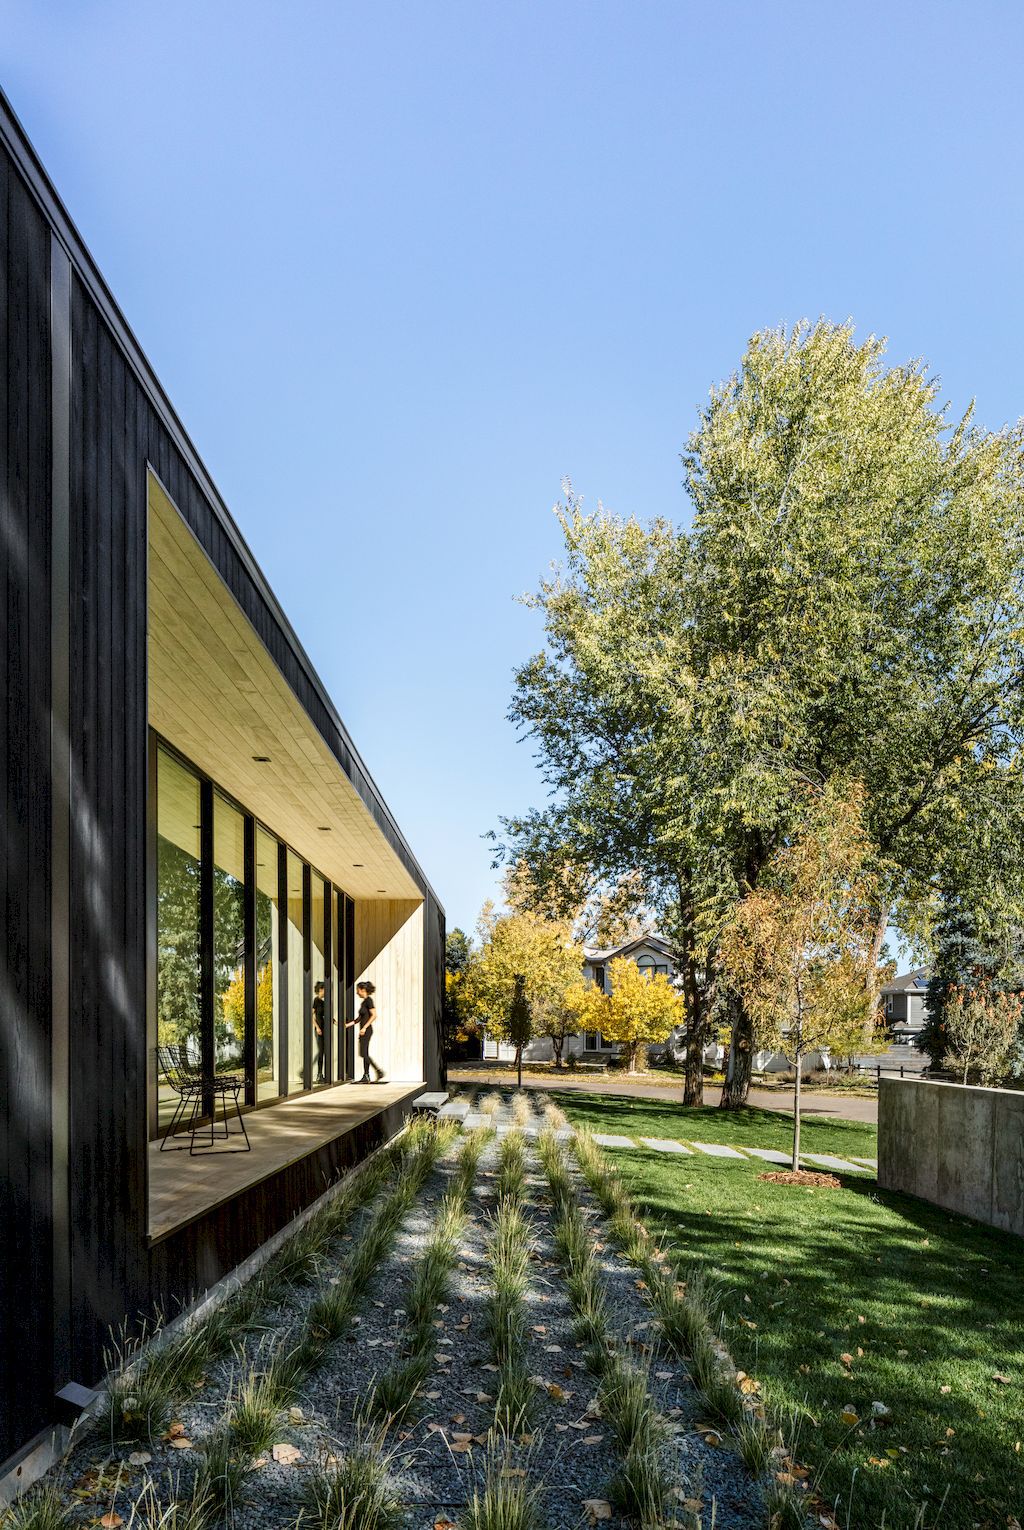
[880,967,930,1045]
[0,90,443,1484]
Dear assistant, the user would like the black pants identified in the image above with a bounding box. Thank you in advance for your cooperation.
[358,1026,382,1081]
[315,1029,325,1082]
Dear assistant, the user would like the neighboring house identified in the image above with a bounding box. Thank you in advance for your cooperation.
[0,91,443,1485]
[480,930,832,1073]
[880,967,930,1045]
[482,934,675,1062]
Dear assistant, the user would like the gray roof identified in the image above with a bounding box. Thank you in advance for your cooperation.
[880,967,929,995]
[583,933,674,964]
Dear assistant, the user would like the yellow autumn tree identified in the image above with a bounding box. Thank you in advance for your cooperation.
[572,956,684,1074]
[718,780,889,1170]
[461,906,583,1082]
[221,963,275,1055]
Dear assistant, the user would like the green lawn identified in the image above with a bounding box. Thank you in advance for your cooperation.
[564,1121,1023,1530]
[551,1090,878,1160]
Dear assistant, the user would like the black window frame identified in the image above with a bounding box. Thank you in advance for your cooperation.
[148,729,350,1139]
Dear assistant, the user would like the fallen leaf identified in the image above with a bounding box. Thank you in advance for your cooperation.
[288,1406,305,1424]
[840,1353,854,1369]
[169,1437,193,1450]
[127,1452,151,1467]
[99,1516,123,1528]
[992,1373,1012,1385]
[841,1410,860,1427]
[272,1443,302,1465]
[940,1385,952,1395]
[582,1434,604,1445]
[583,1500,613,1523]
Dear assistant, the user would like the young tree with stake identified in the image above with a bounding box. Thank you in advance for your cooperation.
[719,781,887,1170]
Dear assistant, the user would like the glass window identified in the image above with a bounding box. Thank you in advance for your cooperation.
[156,749,202,1132]
[255,827,281,1101]
[286,850,306,1093]
[213,795,246,1081]
[311,872,328,1083]
[637,955,656,978]
[593,965,606,992]
[332,889,343,1081]
[584,1031,605,1051]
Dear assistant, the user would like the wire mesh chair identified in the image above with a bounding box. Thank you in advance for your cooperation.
[157,1043,251,1154]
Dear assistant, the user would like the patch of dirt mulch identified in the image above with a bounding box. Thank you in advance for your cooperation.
[757,1170,841,1188]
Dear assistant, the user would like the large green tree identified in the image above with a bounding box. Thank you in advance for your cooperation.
[500,321,1024,1107]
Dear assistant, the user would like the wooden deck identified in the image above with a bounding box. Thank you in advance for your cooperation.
[147,1080,424,1240]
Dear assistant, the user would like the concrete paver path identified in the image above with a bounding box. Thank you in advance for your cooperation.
[450,1067,879,1124]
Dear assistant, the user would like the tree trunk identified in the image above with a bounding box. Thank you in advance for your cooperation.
[516,1045,523,1090]
[683,1025,704,1106]
[551,1035,564,1069]
[792,1055,802,1171]
[718,993,753,1109]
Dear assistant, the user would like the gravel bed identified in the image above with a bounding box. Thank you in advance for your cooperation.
[31,1102,770,1529]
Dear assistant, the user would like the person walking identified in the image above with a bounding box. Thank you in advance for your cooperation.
[312,980,327,1083]
[348,980,385,1083]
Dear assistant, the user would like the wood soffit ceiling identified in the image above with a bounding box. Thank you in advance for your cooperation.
[147,474,421,902]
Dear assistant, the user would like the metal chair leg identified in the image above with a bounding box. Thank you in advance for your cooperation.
[234,1086,251,1151]
[159,1089,188,1150]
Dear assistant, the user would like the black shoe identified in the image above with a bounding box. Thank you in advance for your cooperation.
[359,1074,371,1084]
[375,1071,387,1083]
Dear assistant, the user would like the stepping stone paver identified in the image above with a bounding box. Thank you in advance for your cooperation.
[802,1152,866,1173]
[691,1141,746,1158]
[745,1147,791,1165]
[437,1099,471,1120]
[592,1132,636,1148]
[461,1112,490,1130]
[639,1137,692,1154]
[412,1091,449,1112]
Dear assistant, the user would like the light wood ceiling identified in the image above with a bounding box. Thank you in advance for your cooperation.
[147,473,422,901]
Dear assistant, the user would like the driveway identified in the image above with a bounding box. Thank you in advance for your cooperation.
[448,1067,879,1125]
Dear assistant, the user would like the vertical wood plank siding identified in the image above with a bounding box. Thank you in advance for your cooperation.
[1,98,443,1468]
[0,142,54,1466]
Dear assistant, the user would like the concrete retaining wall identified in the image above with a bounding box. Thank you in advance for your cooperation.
[878,1077,1024,1236]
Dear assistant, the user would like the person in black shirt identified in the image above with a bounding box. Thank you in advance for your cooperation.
[312,980,327,1083]
[347,981,385,1083]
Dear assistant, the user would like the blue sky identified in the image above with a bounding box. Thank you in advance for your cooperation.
[4,1,1023,937]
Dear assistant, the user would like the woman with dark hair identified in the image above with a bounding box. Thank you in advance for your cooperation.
[347,980,385,1083]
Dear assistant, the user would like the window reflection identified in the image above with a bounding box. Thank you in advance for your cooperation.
[311,873,327,1083]
[150,736,343,1129]
[286,851,306,1094]
[156,749,202,1131]
[214,795,247,1079]
[256,827,281,1101]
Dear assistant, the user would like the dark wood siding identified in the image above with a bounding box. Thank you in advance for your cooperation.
[67,277,150,1383]
[2,93,445,1465]
[0,141,53,1465]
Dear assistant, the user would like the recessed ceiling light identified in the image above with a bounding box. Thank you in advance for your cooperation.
[317,825,331,831]
[252,755,271,763]
[352,863,364,868]
[377,889,386,894]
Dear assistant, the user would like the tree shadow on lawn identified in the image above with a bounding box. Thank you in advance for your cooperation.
[551,1091,876,1156]
[622,1152,1023,1529]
